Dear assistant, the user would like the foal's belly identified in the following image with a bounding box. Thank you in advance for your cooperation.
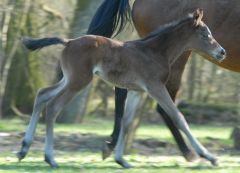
[93,65,144,91]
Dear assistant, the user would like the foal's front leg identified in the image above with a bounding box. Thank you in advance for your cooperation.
[156,54,198,162]
[102,87,128,160]
[115,91,143,168]
[156,105,197,161]
[147,83,217,165]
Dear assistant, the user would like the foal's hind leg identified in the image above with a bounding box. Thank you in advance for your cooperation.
[17,79,65,161]
[44,79,92,167]
[147,84,217,166]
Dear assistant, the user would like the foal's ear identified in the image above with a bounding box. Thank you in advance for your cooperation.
[193,8,203,26]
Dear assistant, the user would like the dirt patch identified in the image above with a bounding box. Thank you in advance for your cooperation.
[0,132,237,156]
[0,132,106,153]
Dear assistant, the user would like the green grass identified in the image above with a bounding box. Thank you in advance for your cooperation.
[0,117,233,140]
[0,117,239,173]
[1,152,240,173]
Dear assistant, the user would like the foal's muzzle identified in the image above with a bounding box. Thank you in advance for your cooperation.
[215,47,226,62]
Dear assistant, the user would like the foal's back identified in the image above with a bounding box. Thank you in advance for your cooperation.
[61,35,122,68]
[61,35,163,90]
[61,35,128,85]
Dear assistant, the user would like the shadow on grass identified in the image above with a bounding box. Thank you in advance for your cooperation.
[1,160,240,172]
[0,162,80,172]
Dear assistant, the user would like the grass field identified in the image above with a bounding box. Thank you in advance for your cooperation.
[0,117,240,173]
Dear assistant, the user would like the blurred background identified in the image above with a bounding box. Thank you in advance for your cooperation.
[0,0,240,172]
[1,0,239,123]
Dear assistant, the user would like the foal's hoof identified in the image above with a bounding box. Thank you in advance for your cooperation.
[17,140,30,161]
[116,159,133,169]
[199,152,218,166]
[102,143,113,160]
[16,151,26,161]
[183,150,198,162]
[45,155,59,168]
[210,158,219,166]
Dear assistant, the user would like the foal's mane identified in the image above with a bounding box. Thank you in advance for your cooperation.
[140,14,193,42]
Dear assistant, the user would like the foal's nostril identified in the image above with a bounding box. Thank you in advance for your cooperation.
[220,48,226,56]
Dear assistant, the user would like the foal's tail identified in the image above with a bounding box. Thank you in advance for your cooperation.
[21,37,67,51]
[87,0,131,37]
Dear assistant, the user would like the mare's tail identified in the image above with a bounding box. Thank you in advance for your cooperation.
[87,0,131,36]
[21,37,67,51]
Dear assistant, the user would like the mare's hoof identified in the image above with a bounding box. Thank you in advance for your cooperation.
[45,155,59,168]
[102,143,113,160]
[16,151,26,161]
[116,159,133,169]
[184,150,198,162]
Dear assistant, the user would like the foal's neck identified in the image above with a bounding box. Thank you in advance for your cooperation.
[139,20,193,64]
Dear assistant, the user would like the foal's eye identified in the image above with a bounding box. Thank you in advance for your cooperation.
[203,34,211,39]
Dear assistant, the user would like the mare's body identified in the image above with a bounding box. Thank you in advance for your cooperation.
[133,0,240,71]
[102,0,240,161]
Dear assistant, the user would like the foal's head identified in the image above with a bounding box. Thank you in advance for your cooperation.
[187,9,226,62]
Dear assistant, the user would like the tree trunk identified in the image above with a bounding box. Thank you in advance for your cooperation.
[0,2,13,118]
[203,64,217,102]
[231,126,240,150]
[1,0,45,117]
[196,58,205,101]
[187,55,197,101]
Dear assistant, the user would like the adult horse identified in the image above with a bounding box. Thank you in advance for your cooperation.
[94,0,240,163]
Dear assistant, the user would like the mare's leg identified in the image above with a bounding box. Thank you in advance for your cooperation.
[17,79,65,161]
[102,87,128,160]
[114,91,143,168]
[156,52,197,161]
[44,77,92,167]
[148,84,217,166]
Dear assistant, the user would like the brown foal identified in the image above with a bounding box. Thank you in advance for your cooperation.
[18,9,226,168]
